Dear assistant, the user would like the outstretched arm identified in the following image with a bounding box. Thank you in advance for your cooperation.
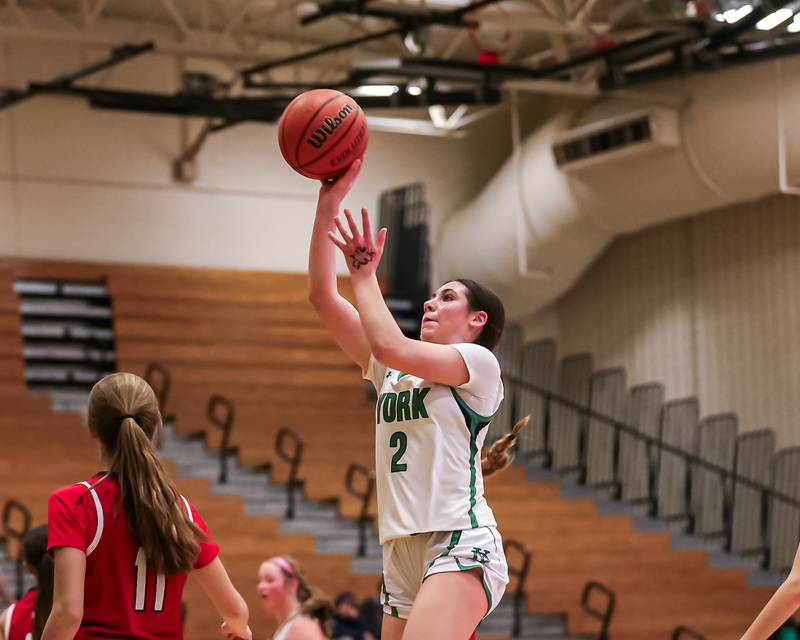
[740,543,800,640]
[329,209,470,387]
[308,159,371,371]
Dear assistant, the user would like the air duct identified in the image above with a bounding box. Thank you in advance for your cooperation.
[437,58,800,319]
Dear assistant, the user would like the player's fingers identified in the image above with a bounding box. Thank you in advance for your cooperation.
[361,208,373,241]
[327,231,348,251]
[344,207,361,240]
[376,227,388,253]
[334,216,353,243]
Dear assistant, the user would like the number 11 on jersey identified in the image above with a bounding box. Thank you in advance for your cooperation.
[134,547,166,612]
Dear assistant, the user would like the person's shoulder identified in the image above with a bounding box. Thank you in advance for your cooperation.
[286,616,325,639]
[51,474,113,504]
[452,342,500,365]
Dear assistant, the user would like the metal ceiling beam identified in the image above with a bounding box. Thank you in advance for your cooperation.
[242,25,403,80]
[240,0,505,80]
[0,41,154,110]
[22,82,499,124]
[600,34,800,90]
[0,5,352,67]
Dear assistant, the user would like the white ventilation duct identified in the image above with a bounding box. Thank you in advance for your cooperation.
[437,57,800,319]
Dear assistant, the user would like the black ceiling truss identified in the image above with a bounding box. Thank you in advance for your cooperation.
[240,0,503,83]
[1,0,799,131]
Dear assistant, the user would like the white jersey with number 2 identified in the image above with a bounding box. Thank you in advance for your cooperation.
[363,342,504,544]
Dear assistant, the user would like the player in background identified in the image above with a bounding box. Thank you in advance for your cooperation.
[41,373,251,640]
[309,158,510,640]
[0,525,53,640]
[256,555,333,640]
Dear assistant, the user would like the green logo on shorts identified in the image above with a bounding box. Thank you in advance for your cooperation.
[471,547,490,564]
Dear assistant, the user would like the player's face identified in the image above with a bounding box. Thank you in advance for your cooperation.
[257,562,291,612]
[420,281,475,344]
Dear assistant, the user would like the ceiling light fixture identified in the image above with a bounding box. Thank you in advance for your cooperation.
[756,8,793,30]
[350,85,400,97]
[723,5,753,23]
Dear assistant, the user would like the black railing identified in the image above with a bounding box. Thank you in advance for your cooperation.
[581,581,615,640]
[1,500,32,599]
[503,539,531,638]
[672,626,705,640]
[276,428,304,520]
[504,374,800,566]
[345,463,375,558]
[207,394,236,484]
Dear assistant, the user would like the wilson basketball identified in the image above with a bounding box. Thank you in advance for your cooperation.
[278,89,369,180]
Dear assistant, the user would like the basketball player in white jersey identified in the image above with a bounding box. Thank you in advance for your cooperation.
[308,158,509,640]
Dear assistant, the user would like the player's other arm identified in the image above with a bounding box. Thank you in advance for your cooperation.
[740,542,800,640]
[309,159,371,371]
[193,557,251,640]
[41,548,85,640]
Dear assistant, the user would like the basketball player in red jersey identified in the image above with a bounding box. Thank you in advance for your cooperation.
[41,373,251,640]
[1,525,51,640]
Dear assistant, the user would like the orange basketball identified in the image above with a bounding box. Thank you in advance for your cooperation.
[278,89,369,180]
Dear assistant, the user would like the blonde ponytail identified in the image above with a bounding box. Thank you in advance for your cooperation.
[89,373,205,576]
[481,415,530,478]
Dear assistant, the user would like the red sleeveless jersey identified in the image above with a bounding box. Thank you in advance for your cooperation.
[48,473,219,640]
[3,588,36,640]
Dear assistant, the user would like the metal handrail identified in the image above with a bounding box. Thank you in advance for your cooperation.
[1,500,32,600]
[345,463,375,558]
[276,428,304,520]
[207,395,236,484]
[504,374,800,510]
[503,539,531,638]
[581,581,615,640]
[672,626,705,640]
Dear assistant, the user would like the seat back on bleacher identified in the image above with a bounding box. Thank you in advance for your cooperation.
[490,325,523,442]
[768,447,800,571]
[551,353,593,472]
[515,339,557,459]
[691,413,737,537]
[619,383,664,505]
[657,398,699,524]
[585,368,627,488]
[731,429,775,556]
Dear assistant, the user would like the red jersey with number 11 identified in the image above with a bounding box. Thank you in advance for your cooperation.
[48,473,219,640]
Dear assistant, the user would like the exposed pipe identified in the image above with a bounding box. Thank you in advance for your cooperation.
[509,89,550,280]
[775,58,800,196]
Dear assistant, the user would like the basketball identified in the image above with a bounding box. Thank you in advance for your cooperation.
[278,89,368,180]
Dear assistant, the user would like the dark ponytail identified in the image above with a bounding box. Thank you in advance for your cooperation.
[21,525,51,640]
[89,373,205,575]
[454,279,505,351]
[32,554,53,640]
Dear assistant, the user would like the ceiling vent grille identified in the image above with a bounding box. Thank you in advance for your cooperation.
[552,108,680,171]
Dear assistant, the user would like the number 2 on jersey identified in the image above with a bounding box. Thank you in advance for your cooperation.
[390,431,408,472]
[134,547,166,612]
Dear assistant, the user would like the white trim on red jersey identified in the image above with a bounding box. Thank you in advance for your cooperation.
[4,603,15,640]
[79,478,106,556]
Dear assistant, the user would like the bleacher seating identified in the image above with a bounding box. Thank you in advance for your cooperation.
[1,258,796,639]
[0,263,380,638]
